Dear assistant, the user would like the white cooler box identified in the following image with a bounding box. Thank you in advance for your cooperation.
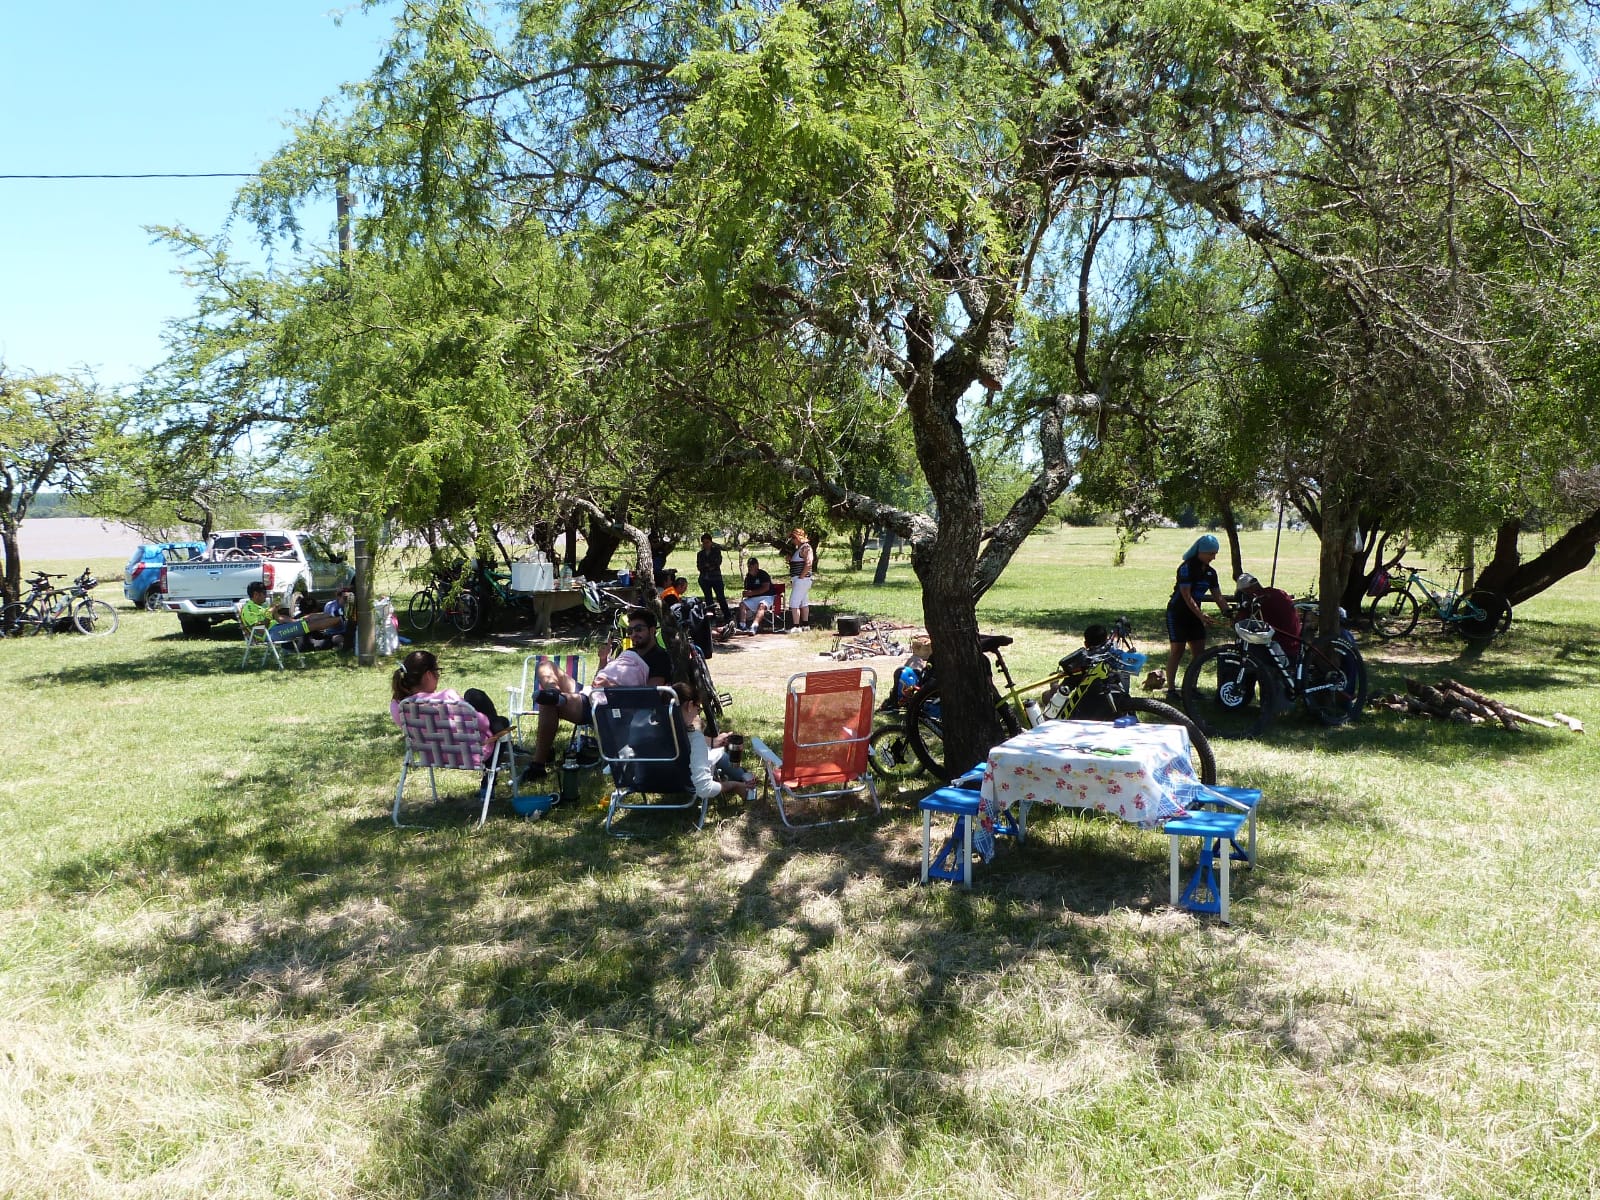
[510,560,555,593]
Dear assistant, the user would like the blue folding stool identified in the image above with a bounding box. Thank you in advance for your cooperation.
[1165,809,1250,921]
[1188,784,1263,866]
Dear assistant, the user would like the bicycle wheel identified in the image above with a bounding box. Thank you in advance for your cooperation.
[0,602,27,637]
[903,687,948,779]
[1302,637,1363,726]
[71,598,118,637]
[406,589,438,631]
[687,647,723,738]
[868,723,926,782]
[451,591,481,633]
[1098,695,1218,786]
[1367,588,1419,639]
[903,682,1017,780]
[1456,589,1512,641]
[1182,644,1284,738]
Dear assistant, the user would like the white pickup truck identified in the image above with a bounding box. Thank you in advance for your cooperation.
[162,529,354,637]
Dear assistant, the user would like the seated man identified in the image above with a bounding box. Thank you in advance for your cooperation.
[522,606,673,783]
[736,556,777,632]
[1235,571,1301,656]
[309,586,356,650]
[240,580,343,650]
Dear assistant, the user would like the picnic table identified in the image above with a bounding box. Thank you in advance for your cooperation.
[977,718,1199,845]
[517,584,640,637]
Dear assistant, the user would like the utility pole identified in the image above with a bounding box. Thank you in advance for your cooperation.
[338,166,377,666]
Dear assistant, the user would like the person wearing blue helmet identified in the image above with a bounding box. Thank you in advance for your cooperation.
[1164,534,1234,696]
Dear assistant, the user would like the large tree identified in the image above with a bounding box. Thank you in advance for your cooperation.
[201,0,1596,769]
[0,366,106,604]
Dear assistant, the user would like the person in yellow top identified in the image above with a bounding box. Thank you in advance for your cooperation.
[241,581,343,649]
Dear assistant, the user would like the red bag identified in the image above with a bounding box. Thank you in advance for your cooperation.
[1366,569,1390,597]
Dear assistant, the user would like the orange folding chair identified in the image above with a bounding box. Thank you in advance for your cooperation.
[750,667,879,828]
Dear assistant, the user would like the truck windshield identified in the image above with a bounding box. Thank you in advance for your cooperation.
[212,534,294,557]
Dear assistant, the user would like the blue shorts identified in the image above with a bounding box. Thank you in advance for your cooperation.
[1165,601,1205,644]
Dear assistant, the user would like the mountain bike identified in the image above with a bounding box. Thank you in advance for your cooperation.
[2,571,65,636]
[901,618,1217,785]
[1,569,118,637]
[63,569,118,636]
[405,562,481,633]
[1365,564,1511,642]
[1181,614,1368,738]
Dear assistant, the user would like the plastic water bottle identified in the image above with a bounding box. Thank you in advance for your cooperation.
[1023,698,1044,727]
[559,564,573,591]
[1042,686,1069,720]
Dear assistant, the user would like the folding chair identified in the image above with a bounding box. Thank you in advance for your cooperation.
[507,653,593,757]
[238,600,305,670]
[591,686,706,836]
[766,583,788,632]
[750,667,879,828]
[392,696,513,828]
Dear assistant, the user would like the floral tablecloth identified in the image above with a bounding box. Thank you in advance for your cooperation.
[977,719,1200,851]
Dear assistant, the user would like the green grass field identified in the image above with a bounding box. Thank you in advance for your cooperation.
[1,527,1597,1198]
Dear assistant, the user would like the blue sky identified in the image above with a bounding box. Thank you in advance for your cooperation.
[0,1,394,387]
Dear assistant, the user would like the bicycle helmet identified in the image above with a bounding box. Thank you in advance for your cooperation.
[582,581,605,614]
[1235,618,1276,645]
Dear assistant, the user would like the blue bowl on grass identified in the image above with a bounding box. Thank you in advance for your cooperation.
[511,792,557,817]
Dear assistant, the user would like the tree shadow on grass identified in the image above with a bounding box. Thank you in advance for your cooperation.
[29,645,356,687]
[45,709,1432,1196]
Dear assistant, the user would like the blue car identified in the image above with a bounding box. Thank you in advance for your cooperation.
[124,541,205,610]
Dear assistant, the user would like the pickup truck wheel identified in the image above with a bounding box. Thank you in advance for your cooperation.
[143,588,165,613]
[178,614,211,638]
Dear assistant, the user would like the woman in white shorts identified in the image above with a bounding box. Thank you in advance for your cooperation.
[787,527,815,631]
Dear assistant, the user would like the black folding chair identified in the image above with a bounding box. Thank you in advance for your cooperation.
[592,686,706,836]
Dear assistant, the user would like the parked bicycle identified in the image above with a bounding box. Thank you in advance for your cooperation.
[1181,609,1367,738]
[1,569,118,637]
[405,561,482,633]
[1,571,63,636]
[900,618,1217,785]
[1365,564,1511,642]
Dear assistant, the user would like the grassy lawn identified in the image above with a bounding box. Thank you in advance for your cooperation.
[2,527,1597,1198]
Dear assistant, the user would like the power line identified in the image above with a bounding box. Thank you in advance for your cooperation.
[0,172,258,180]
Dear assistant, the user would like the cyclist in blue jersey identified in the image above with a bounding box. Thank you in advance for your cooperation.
[1164,535,1234,697]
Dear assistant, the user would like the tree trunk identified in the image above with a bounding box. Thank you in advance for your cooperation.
[0,515,18,605]
[872,530,893,586]
[905,311,1005,774]
[576,512,621,580]
[847,525,866,571]
[1477,510,1600,606]
[1317,494,1361,639]
[1218,497,1242,583]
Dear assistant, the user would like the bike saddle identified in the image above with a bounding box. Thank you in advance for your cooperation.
[977,633,1014,652]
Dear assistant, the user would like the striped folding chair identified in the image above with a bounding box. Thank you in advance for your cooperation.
[393,697,512,828]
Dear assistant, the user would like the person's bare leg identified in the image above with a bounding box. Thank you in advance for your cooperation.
[1165,641,1185,688]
